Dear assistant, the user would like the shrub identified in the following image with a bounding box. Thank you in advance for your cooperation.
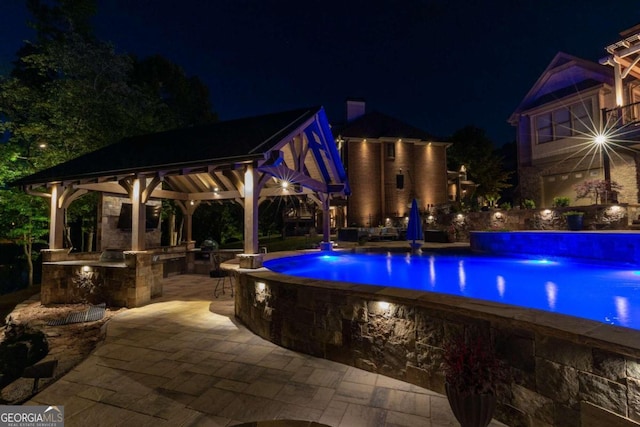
[574,180,622,205]
[521,199,535,209]
[553,196,570,207]
[442,333,504,395]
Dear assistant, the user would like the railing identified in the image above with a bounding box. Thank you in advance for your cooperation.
[603,101,640,126]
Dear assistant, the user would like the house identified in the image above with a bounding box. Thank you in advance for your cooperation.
[333,100,453,228]
[509,26,640,209]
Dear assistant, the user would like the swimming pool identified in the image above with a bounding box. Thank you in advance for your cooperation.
[264,252,640,330]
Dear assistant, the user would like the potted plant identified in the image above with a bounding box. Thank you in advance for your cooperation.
[442,333,503,427]
[562,210,584,231]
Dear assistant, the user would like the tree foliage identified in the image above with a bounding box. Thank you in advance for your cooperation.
[448,126,513,207]
[132,55,216,127]
[574,179,622,205]
[0,189,49,287]
[0,0,216,284]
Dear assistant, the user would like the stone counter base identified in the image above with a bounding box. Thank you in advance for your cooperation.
[235,269,640,427]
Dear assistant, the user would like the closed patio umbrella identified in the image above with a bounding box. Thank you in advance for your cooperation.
[406,198,423,254]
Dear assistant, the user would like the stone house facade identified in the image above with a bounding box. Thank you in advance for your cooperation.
[509,27,640,209]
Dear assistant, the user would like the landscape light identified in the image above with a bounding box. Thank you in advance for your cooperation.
[378,301,390,310]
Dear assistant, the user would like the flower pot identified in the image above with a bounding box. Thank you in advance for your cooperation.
[445,383,497,427]
[565,214,584,231]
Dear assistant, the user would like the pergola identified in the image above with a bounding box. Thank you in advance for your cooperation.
[13,106,350,258]
[600,25,640,107]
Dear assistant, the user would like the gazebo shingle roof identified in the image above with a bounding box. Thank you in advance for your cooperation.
[13,106,322,185]
[335,110,434,141]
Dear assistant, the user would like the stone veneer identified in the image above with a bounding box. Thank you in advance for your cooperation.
[99,195,161,251]
[40,247,185,307]
[234,250,640,427]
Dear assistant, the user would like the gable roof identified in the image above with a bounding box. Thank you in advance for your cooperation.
[509,52,613,123]
[14,106,325,186]
[335,110,435,141]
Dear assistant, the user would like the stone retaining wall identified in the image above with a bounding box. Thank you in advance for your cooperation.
[235,268,640,427]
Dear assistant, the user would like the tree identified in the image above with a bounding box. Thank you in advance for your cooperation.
[132,55,217,127]
[574,179,622,205]
[0,189,49,287]
[0,0,216,278]
[448,126,513,207]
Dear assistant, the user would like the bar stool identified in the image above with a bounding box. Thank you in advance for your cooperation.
[213,253,234,298]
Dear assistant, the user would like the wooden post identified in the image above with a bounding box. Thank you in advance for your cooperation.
[49,183,65,249]
[131,176,146,251]
[243,165,259,254]
[319,194,333,251]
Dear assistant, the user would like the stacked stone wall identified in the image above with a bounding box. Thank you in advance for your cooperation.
[236,271,640,427]
[432,204,631,243]
[100,195,162,251]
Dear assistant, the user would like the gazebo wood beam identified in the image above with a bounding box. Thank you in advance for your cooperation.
[142,177,162,204]
[149,189,187,200]
[61,188,88,209]
[259,186,313,198]
[617,57,640,79]
[189,190,241,200]
[75,182,128,194]
[259,164,329,193]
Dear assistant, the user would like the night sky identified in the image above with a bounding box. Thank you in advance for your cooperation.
[2,1,640,145]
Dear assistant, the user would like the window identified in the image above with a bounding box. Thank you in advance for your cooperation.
[536,113,553,143]
[553,109,571,138]
[386,142,395,159]
[572,101,591,135]
[535,99,593,144]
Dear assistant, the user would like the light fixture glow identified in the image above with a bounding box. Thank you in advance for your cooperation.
[256,282,266,292]
[594,134,607,145]
[378,301,390,310]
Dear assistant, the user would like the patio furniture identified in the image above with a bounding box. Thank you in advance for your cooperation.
[212,253,234,298]
[23,359,58,393]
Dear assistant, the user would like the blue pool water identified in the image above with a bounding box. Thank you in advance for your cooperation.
[264,252,640,330]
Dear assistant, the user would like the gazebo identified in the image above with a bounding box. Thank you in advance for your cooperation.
[13,106,349,306]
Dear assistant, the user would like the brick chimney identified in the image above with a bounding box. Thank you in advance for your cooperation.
[346,99,366,123]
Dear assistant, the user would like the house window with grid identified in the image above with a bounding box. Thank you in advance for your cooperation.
[386,142,395,159]
[535,99,593,144]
